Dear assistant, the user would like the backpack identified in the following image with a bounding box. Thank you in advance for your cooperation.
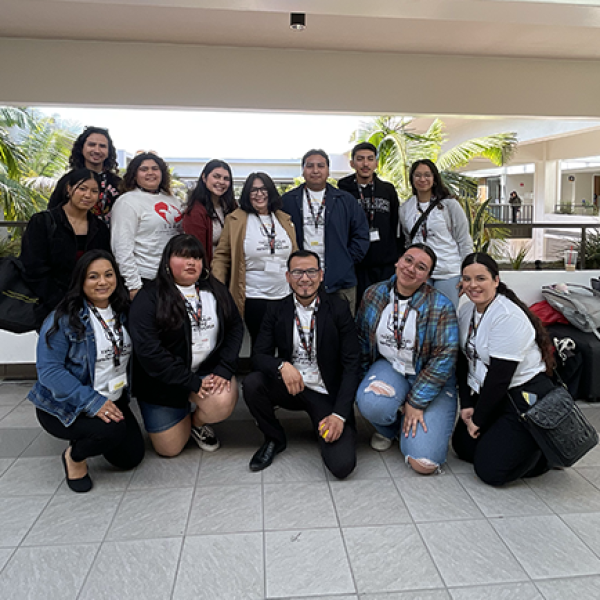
[542,284,600,340]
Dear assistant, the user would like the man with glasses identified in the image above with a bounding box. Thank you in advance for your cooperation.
[281,149,369,315]
[242,250,360,477]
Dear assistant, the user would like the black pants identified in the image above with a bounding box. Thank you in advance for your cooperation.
[243,372,357,479]
[36,397,145,468]
[356,263,396,310]
[244,298,278,349]
[452,375,553,486]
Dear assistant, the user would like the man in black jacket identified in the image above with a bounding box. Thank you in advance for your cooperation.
[338,142,404,307]
[242,250,360,478]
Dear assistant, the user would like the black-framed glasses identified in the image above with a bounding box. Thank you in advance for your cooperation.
[250,187,268,196]
[289,268,320,280]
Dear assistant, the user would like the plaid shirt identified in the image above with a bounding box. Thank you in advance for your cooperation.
[355,276,459,409]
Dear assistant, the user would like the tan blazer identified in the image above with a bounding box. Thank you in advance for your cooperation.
[211,208,298,318]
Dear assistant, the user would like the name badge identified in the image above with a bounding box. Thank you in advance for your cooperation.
[108,373,127,393]
[303,368,320,384]
[369,229,380,242]
[264,261,281,273]
[310,240,322,247]
[392,357,406,376]
[194,335,211,351]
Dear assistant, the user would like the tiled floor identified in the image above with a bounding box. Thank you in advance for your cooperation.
[1,380,600,599]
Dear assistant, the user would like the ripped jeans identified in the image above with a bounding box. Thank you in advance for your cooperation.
[356,358,457,467]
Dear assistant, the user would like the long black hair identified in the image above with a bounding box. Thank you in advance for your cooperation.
[409,159,451,200]
[461,252,555,372]
[238,172,281,215]
[155,234,233,331]
[70,126,118,174]
[52,168,101,208]
[186,159,236,219]
[46,250,129,345]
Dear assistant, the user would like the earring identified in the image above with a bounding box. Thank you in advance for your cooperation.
[65,192,70,200]
[200,267,210,280]
[165,265,170,274]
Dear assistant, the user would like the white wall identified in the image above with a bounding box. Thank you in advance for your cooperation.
[560,172,595,205]
[506,174,534,202]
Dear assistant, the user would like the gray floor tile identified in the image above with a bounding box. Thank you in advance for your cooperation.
[128,452,200,489]
[197,447,261,485]
[79,537,182,600]
[20,430,66,457]
[526,469,600,513]
[0,428,40,458]
[572,443,600,467]
[0,384,31,406]
[361,592,450,600]
[0,496,50,546]
[0,543,97,600]
[0,406,15,421]
[173,532,263,600]
[445,453,474,475]
[398,476,484,522]
[0,402,39,428]
[55,456,135,494]
[0,456,64,496]
[382,449,452,479]
[575,466,600,490]
[330,479,411,527]
[419,520,528,587]
[23,492,122,546]
[456,474,552,518]
[0,458,14,477]
[187,484,262,534]
[562,512,600,556]
[264,482,337,530]
[327,444,390,481]
[344,525,443,593]
[289,596,358,600]
[491,515,600,579]
[449,582,543,599]
[266,528,355,597]
[535,575,600,598]
[106,488,193,541]
[0,548,14,572]
[262,445,328,483]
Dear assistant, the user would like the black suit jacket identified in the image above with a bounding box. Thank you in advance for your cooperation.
[251,291,360,420]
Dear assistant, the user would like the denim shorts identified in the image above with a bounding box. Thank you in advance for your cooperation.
[138,400,191,434]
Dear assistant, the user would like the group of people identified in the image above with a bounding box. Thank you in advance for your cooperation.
[21,126,560,492]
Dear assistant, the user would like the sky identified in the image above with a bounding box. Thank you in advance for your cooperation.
[37,106,369,161]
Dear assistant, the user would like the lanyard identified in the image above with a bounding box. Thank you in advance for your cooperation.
[294,297,320,363]
[258,214,276,254]
[181,284,203,328]
[213,206,225,229]
[393,291,412,350]
[466,301,494,362]
[90,306,123,368]
[357,178,375,227]
[416,201,429,242]
[304,186,326,231]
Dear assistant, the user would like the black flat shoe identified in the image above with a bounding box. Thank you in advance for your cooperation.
[61,450,93,493]
[249,440,286,472]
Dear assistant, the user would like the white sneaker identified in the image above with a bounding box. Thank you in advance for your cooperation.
[370,432,393,452]
[190,424,221,452]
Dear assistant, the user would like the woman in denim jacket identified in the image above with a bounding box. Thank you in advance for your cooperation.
[28,250,145,493]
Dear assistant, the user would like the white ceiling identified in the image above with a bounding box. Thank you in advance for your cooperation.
[3,0,600,60]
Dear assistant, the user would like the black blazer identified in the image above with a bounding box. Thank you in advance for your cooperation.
[252,291,360,420]
[129,279,243,408]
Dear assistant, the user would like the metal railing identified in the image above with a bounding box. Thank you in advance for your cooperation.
[487,203,534,224]
[554,203,599,217]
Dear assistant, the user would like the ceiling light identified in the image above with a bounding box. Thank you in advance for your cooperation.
[290,13,306,31]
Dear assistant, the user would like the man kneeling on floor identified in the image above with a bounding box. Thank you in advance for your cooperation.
[243,250,360,478]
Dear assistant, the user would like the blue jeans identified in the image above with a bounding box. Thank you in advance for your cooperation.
[428,276,460,309]
[356,358,457,466]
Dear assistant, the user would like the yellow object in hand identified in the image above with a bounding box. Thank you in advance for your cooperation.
[322,429,329,438]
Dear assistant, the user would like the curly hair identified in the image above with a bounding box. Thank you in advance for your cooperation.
[69,127,119,174]
[120,152,171,195]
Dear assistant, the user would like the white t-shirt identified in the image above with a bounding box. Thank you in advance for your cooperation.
[302,188,326,269]
[291,297,327,395]
[376,291,417,376]
[176,284,220,372]
[89,306,132,403]
[404,197,461,280]
[244,214,292,299]
[458,294,546,391]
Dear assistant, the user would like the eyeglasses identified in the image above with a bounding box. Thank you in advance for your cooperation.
[413,173,433,180]
[289,268,320,280]
[250,187,268,196]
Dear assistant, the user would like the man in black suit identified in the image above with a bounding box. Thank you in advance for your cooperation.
[242,250,360,479]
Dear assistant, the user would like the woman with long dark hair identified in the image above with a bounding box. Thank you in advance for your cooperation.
[129,234,243,457]
[111,152,183,300]
[452,252,556,486]
[21,168,111,320]
[27,250,145,493]
[398,159,472,308]
[183,159,236,264]
[212,172,297,345]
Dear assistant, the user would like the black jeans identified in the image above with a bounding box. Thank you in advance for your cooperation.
[36,396,145,468]
[243,371,357,479]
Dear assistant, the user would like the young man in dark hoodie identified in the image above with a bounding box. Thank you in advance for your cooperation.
[338,142,404,307]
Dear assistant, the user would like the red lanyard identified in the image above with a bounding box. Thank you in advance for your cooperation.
[393,292,411,350]
[90,306,123,367]
[294,297,320,363]
[357,178,376,227]
[304,186,326,231]
[181,284,203,328]
[258,214,276,254]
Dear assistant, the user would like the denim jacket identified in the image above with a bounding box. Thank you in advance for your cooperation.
[27,303,127,426]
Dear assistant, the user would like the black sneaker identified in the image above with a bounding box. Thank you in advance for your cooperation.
[190,424,221,452]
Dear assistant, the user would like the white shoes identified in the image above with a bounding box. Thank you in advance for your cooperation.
[370,432,393,452]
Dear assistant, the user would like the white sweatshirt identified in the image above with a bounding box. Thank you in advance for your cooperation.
[111,188,183,291]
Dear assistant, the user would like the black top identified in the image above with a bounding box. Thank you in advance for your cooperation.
[251,291,360,420]
[128,280,243,408]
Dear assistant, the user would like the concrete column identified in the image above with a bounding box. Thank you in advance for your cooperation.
[532,154,560,258]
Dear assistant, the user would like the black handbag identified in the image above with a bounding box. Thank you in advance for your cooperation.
[509,382,598,468]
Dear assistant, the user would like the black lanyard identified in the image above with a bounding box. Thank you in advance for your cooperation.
[294,297,320,363]
[258,214,276,254]
[90,306,123,368]
[416,201,429,242]
[466,301,494,362]
[393,291,411,350]
[304,186,326,231]
[357,178,375,227]
[181,284,203,328]
[213,206,225,229]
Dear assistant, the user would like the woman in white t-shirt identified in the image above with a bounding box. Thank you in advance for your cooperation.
[111,152,183,300]
[27,250,145,493]
[452,252,556,486]
[212,172,298,346]
[398,160,473,308]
